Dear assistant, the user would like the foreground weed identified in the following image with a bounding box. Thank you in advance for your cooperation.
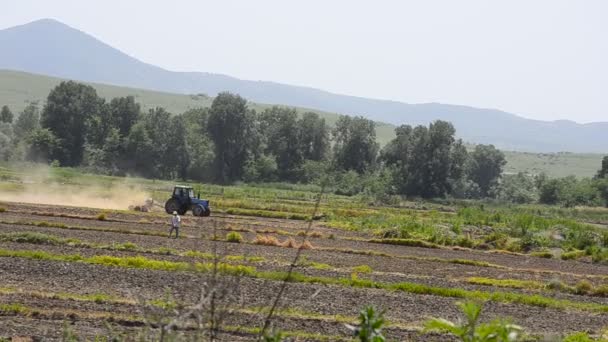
[424,301,523,342]
[345,306,386,342]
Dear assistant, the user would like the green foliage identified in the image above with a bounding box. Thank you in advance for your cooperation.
[348,306,385,342]
[562,332,595,342]
[424,301,522,342]
[41,81,103,166]
[468,144,507,198]
[352,265,373,273]
[0,105,13,123]
[381,120,467,198]
[226,231,243,243]
[13,103,40,141]
[207,92,256,183]
[497,173,538,204]
[332,115,379,174]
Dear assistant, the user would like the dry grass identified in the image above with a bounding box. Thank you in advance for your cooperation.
[252,235,314,249]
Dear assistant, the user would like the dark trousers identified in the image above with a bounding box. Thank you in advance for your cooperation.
[169,226,179,238]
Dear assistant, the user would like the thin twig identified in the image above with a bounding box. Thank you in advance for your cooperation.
[258,180,327,338]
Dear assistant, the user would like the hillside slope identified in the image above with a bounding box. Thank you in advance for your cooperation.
[0,19,606,153]
[0,70,604,178]
[0,69,396,146]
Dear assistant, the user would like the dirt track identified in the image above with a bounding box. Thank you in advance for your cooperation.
[1,202,607,341]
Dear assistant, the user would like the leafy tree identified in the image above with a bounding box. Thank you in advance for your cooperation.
[380,121,466,198]
[165,115,190,179]
[125,121,155,177]
[207,92,256,183]
[468,144,506,197]
[0,123,12,161]
[109,96,140,137]
[0,105,13,123]
[182,108,214,182]
[41,81,103,166]
[299,112,329,161]
[596,178,608,208]
[539,176,601,207]
[26,128,59,163]
[497,173,538,204]
[13,103,40,140]
[596,156,608,179]
[259,106,302,180]
[332,115,379,174]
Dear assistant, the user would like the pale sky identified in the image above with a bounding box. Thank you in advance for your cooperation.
[2,0,607,123]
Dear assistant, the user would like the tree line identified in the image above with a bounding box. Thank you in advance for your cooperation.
[1,81,606,206]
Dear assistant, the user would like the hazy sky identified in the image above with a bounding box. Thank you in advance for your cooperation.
[2,0,607,123]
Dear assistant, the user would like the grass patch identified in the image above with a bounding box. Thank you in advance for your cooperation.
[369,238,440,249]
[0,303,30,315]
[226,231,243,243]
[2,247,608,313]
[352,265,373,273]
[466,277,544,290]
[561,250,586,260]
[530,250,553,258]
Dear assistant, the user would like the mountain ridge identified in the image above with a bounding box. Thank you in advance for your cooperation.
[0,18,606,153]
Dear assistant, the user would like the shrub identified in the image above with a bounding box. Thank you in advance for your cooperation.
[226,232,243,243]
[0,207,6,213]
[575,280,593,295]
[593,285,608,297]
[96,212,107,221]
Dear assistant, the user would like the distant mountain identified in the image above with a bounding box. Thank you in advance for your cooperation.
[0,18,606,153]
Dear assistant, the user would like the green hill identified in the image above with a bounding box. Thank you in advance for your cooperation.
[0,69,603,178]
[0,69,396,146]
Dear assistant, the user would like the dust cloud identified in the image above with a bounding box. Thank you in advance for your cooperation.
[0,165,151,210]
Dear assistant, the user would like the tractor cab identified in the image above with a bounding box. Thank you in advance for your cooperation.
[165,185,211,217]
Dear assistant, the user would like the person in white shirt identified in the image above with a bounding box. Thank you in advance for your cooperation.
[169,211,181,239]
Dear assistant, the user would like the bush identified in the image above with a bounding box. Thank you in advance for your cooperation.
[226,232,243,243]
[0,207,6,213]
[96,212,107,221]
[575,280,593,295]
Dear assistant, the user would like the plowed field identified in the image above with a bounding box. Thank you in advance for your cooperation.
[0,202,607,341]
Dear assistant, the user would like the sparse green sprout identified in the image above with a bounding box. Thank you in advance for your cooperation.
[346,306,385,342]
[424,301,523,342]
[353,265,373,273]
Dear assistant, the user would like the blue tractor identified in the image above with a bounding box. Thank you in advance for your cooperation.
[164,185,211,217]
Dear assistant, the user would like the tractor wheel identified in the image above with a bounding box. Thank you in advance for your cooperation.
[192,205,205,217]
[165,199,180,214]
[202,208,211,217]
